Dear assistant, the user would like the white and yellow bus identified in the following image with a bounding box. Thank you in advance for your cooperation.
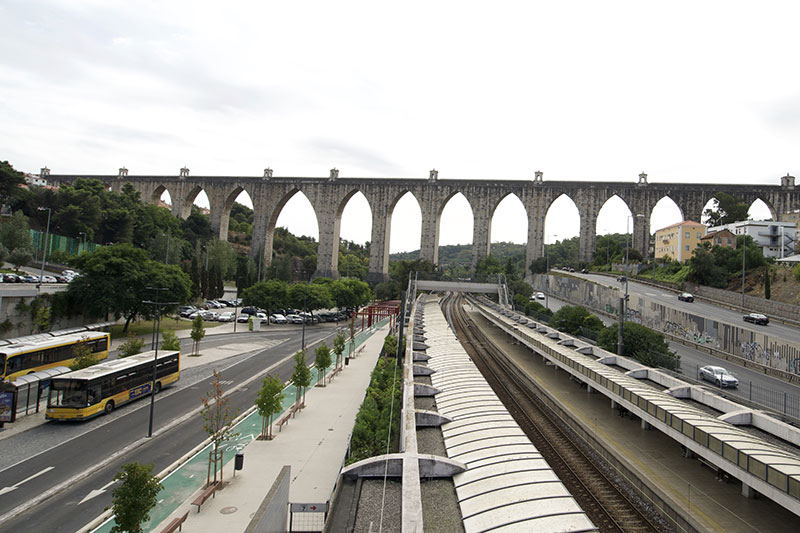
[46,350,180,420]
[1,332,110,381]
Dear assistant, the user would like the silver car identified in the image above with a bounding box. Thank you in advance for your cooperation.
[699,365,739,388]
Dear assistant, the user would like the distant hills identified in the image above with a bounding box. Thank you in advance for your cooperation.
[389,242,526,267]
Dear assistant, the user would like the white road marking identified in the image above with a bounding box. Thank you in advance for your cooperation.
[0,466,55,495]
[79,479,117,505]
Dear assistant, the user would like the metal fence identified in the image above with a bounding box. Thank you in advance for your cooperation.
[691,363,800,420]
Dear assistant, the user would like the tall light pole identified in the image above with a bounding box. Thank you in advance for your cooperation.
[618,214,643,356]
[741,234,746,309]
[78,231,87,254]
[545,234,557,310]
[143,287,177,438]
[37,207,51,293]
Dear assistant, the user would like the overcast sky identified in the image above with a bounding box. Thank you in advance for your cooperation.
[2,1,795,251]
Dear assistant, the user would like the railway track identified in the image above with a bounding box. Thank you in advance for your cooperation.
[445,294,666,533]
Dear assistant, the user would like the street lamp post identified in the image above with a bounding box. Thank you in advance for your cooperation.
[545,234,557,310]
[143,287,177,438]
[741,234,746,309]
[37,207,52,293]
[618,214,643,356]
[78,231,86,254]
[164,232,171,264]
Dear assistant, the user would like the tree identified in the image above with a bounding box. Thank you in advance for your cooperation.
[110,462,162,533]
[550,305,593,335]
[241,279,288,318]
[290,350,311,407]
[69,338,100,370]
[314,343,332,386]
[598,322,679,370]
[333,331,346,370]
[703,192,750,227]
[1,211,34,271]
[67,244,191,331]
[190,315,205,356]
[118,332,144,357]
[161,330,181,351]
[0,161,26,208]
[201,369,239,486]
[255,374,284,440]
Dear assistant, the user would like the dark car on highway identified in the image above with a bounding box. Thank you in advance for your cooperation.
[743,313,769,325]
[678,292,694,302]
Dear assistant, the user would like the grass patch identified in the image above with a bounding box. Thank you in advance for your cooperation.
[109,317,219,339]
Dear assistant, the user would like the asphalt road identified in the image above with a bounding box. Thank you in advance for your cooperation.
[0,325,340,533]
[542,276,800,416]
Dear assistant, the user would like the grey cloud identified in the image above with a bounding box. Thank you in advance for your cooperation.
[0,3,303,114]
[763,97,800,130]
[307,138,405,176]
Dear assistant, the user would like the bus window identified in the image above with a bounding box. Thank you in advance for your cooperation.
[0,353,5,377]
[87,384,102,406]
[49,380,87,408]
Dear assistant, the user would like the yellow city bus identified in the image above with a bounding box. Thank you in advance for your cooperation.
[0,332,110,381]
[46,350,180,420]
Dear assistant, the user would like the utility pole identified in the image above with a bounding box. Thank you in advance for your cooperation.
[143,287,178,438]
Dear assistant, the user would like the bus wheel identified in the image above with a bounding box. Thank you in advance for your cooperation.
[154,382,162,394]
[104,401,114,414]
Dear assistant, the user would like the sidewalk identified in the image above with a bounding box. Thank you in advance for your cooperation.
[86,319,391,533]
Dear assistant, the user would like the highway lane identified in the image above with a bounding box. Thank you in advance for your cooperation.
[0,325,339,533]
[577,271,800,340]
[541,291,800,417]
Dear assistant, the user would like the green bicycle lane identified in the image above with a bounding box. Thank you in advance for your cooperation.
[93,318,390,533]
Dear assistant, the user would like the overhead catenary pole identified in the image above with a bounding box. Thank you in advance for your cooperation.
[36,207,52,293]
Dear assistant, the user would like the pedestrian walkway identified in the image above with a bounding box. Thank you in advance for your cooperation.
[86,318,392,533]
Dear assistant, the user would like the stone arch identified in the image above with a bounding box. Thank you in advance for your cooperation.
[438,191,474,269]
[337,189,372,279]
[543,193,580,256]
[489,192,528,240]
[259,188,320,280]
[182,185,206,219]
[650,195,683,234]
[221,185,255,245]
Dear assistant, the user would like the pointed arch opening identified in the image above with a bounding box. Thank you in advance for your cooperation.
[266,190,319,281]
[224,188,254,248]
[650,196,683,234]
[543,194,580,268]
[389,191,422,254]
[339,190,371,279]
[152,185,173,211]
[490,193,527,245]
[438,192,473,275]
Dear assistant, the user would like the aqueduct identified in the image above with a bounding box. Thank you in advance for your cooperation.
[42,167,799,282]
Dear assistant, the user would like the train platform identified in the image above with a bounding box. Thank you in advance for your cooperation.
[469,309,800,532]
[84,321,391,533]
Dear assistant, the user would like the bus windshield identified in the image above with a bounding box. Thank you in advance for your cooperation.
[48,380,87,408]
[0,353,5,378]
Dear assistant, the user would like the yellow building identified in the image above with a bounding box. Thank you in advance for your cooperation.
[654,220,706,262]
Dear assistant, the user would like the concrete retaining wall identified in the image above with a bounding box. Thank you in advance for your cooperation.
[533,274,800,382]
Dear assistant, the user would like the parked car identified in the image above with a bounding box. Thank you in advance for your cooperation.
[20,275,39,283]
[286,314,304,324]
[300,312,318,324]
[535,292,545,300]
[255,312,269,323]
[200,310,218,321]
[179,305,197,318]
[41,275,57,283]
[699,365,739,388]
[240,306,258,316]
[270,313,288,324]
[743,313,769,325]
[678,292,694,302]
[217,311,235,322]
[616,275,627,283]
[2,273,20,283]
[581,268,588,273]
[236,314,250,323]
